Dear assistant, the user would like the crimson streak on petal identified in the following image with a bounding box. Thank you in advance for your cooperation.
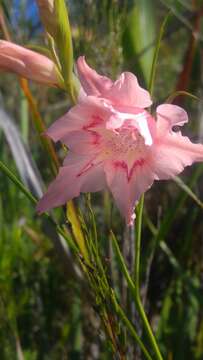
[113,159,145,182]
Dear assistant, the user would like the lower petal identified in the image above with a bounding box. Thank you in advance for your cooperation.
[37,166,80,213]
[37,153,106,213]
[152,132,203,179]
[62,130,102,155]
[46,97,109,143]
[156,104,188,135]
[104,160,154,225]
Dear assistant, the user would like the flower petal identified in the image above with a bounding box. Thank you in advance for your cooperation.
[105,72,152,108]
[104,160,154,225]
[134,114,153,146]
[106,109,153,145]
[76,56,113,96]
[156,104,188,134]
[80,160,106,192]
[152,132,203,179]
[37,167,80,213]
[37,153,106,213]
[62,130,102,154]
[46,96,110,142]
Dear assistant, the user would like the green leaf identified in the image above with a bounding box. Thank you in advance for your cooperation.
[0,160,37,205]
[110,230,136,298]
[54,0,76,101]
[150,164,203,252]
[165,90,200,103]
[122,0,157,85]
[66,202,88,261]
[148,11,171,95]
[173,176,203,210]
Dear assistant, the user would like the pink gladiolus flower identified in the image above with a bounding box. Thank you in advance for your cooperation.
[37,57,203,224]
[0,40,61,87]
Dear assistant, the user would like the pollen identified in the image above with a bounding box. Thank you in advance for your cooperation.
[105,128,144,156]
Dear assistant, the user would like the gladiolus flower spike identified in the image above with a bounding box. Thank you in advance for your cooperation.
[37,57,203,225]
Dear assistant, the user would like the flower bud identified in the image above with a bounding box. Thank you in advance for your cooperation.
[36,0,76,101]
[0,40,63,87]
[36,0,57,37]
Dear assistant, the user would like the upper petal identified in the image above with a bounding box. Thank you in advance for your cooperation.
[76,56,113,96]
[156,104,188,135]
[105,72,152,108]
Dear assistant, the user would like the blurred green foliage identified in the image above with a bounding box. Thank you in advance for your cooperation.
[0,0,203,359]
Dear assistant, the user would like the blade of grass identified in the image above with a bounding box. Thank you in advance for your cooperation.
[135,197,163,360]
[0,107,43,198]
[0,159,79,256]
[153,164,203,251]
[110,230,137,297]
[111,291,153,360]
[166,90,199,103]
[173,176,203,209]
[144,213,181,271]
[111,230,163,360]
[159,0,202,36]
[20,79,59,175]
[148,11,171,95]
[122,0,157,86]
[66,202,88,261]
[0,160,37,205]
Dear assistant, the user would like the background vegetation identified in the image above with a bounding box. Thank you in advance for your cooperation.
[0,0,203,359]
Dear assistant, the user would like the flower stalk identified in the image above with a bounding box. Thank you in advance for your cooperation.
[111,224,163,359]
[135,195,163,360]
[112,296,153,360]
[130,12,169,358]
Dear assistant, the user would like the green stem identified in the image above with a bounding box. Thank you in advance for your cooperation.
[111,231,152,359]
[111,230,137,297]
[114,299,153,360]
[134,194,144,285]
[134,195,163,360]
[148,12,171,95]
[0,160,37,205]
[134,14,171,358]
[111,209,163,359]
